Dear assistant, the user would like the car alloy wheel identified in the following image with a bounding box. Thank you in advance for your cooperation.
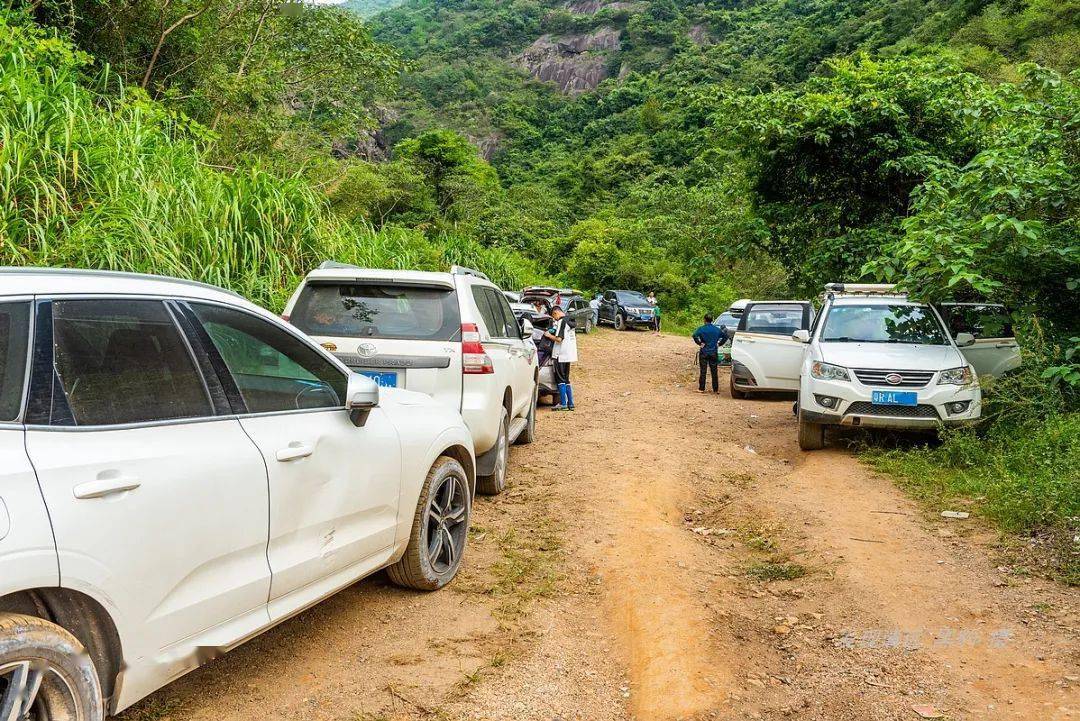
[425,472,468,574]
[0,659,81,721]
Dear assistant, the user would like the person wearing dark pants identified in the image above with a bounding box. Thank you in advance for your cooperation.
[544,306,578,411]
[692,314,728,394]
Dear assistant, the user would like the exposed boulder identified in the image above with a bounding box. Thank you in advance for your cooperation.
[688,24,711,45]
[519,28,621,94]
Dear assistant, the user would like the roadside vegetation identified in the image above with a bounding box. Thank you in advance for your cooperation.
[2,0,1077,577]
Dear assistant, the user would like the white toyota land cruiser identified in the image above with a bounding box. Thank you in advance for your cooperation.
[284,263,539,494]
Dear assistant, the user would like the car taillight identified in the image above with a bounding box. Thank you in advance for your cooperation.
[461,323,494,374]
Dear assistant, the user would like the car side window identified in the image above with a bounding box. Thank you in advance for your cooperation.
[0,301,31,422]
[470,286,500,337]
[50,299,212,426]
[945,305,1014,339]
[190,303,346,414]
[491,290,521,339]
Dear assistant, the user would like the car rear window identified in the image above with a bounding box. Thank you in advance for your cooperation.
[291,283,460,341]
[741,304,805,336]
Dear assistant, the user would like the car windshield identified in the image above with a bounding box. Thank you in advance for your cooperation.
[616,291,649,305]
[714,312,738,328]
[291,282,460,341]
[821,304,947,345]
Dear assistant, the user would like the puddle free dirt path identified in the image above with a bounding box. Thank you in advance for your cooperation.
[123,329,1078,721]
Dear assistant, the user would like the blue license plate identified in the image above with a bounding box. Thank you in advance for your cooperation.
[360,371,398,388]
[871,390,917,406]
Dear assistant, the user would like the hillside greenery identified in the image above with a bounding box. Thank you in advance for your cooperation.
[3,0,1079,577]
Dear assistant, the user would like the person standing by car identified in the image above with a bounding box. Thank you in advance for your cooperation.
[692,314,727,394]
[646,291,661,333]
[545,306,578,411]
[589,293,601,326]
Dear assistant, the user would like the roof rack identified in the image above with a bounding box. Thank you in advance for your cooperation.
[449,265,490,282]
[318,260,363,271]
[0,266,244,299]
[823,283,902,296]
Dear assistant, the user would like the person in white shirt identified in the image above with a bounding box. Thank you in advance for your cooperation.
[543,306,578,411]
[589,294,601,325]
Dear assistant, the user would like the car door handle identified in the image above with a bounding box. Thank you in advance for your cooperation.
[276,443,314,462]
[73,477,141,500]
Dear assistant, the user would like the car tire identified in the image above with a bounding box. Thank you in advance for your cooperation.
[514,383,537,446]
[797,412,826,451]
[614,314,626,331]
[583,318,593,334]
[477,408,510,495]
[0,613,104,721]
[729,373,748,400]
[386,456,472,591]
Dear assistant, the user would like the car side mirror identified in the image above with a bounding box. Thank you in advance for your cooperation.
[954,332,976,348]
[521,318,534,335]
[346,372,379,427]
[792,329,811,343]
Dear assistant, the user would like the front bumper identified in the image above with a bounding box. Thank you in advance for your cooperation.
[801,377,981,428]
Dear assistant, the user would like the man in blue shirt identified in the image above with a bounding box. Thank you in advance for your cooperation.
[692,314,728,393]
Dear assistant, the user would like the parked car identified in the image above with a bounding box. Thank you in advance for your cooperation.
[0,267,476,721]
[729,301,815,397]
[597,290,655,330]
[734,284,983,450]
[502,290,521,304]
[937,303,1021,378]
[520,288,594,333]
[509,304,558,403]
[284,263,538,495]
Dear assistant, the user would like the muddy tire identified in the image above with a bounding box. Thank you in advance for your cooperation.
[0,613,104,721]
[477,408,510,495]
[583,318,593,334]
[729,373,748,400]
[514,383,537,446]
[797,413,826,451]
[387,456,471,591]
[614,314,627,331]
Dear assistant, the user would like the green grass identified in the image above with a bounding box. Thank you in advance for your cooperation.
[0,15,541,310]
[866,413,1080,584]
[746,560,807,582]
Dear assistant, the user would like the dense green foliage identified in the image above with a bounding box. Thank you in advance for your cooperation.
[0,14,541,308]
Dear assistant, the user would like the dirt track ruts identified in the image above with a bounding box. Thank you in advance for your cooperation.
[122,329,1078,721]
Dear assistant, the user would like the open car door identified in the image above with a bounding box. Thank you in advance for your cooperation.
[730,301,813,392]
[938,303,1021,379]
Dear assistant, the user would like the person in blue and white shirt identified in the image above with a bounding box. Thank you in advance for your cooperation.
[544,306,578,411]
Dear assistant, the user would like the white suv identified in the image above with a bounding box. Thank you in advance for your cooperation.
[0,268,475,720]
[284,263,539,495]
[793,285,982,449]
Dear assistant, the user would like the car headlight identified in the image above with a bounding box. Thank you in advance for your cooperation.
[811,361,850,381]
[938,366,974,385]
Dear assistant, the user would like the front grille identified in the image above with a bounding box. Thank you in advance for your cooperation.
[846,402,939,419]
[852,368,935,388]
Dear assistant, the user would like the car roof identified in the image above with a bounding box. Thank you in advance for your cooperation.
[0,267,259,309]
[302,266,460,288]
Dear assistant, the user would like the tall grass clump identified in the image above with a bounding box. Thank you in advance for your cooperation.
[0,14,540,309]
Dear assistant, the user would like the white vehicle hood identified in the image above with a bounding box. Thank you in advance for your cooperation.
[820,343,965,370]
[378,387,440,407]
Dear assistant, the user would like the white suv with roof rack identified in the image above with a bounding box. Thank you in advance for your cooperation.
[733,284,985,450]
[284,263,539,494]
[794,284,983,449]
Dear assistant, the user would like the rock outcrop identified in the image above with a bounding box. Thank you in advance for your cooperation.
[518,27,621,94]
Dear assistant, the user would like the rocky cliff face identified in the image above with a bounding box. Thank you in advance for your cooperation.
[518,27,621,94]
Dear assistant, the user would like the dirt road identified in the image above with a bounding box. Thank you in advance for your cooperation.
[123,330,1078,721]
